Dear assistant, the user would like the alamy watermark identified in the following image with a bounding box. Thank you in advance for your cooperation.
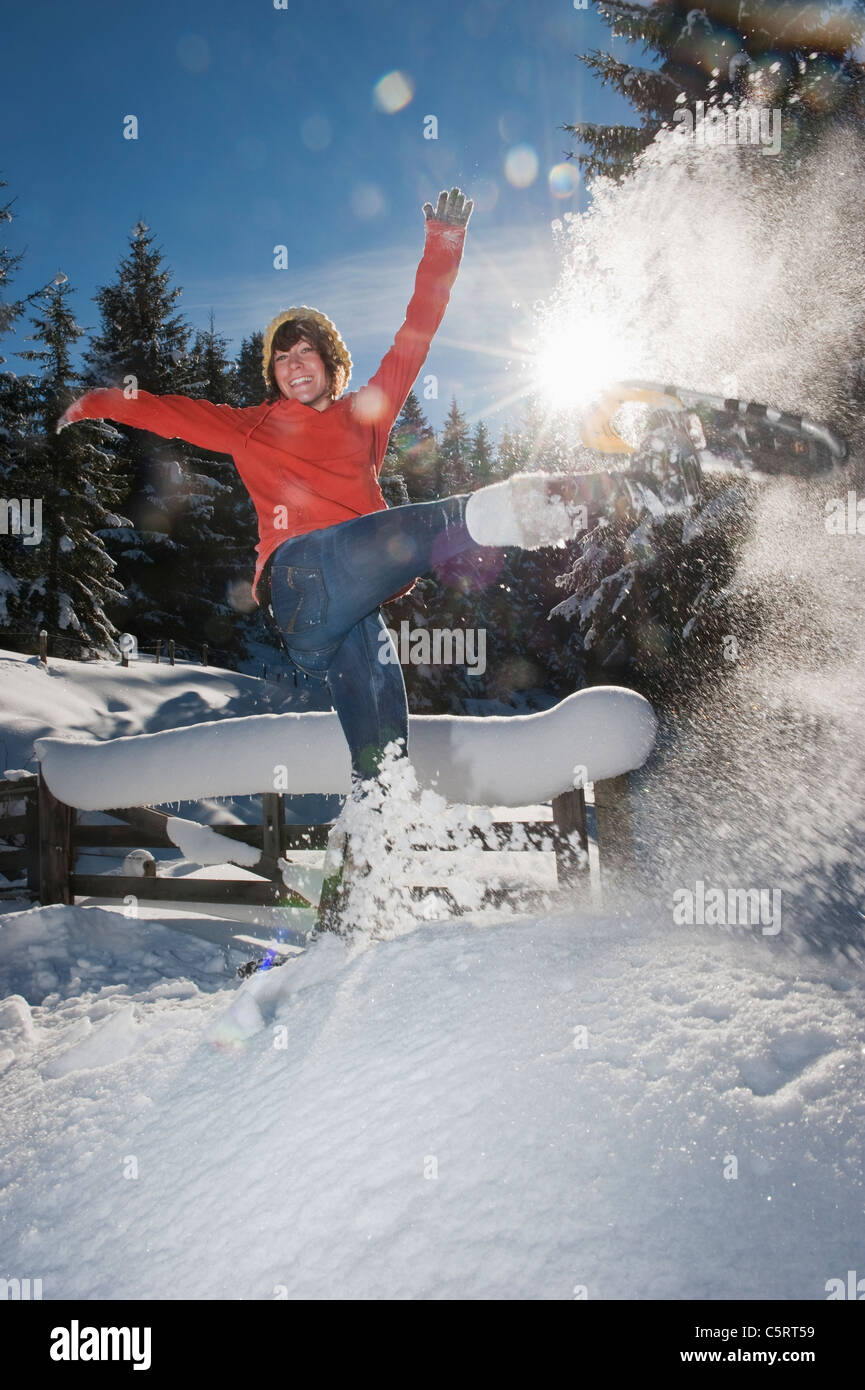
[673,879,781,935]
[825,491,865,535]
[1,498,42,545]
[825,1269,865,1299]
[49,1320,151,1370]
[378,621,486,676]
[1,1276,42,1299]
[673,102,781,157]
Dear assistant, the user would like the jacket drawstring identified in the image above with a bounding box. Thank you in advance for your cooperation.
[243,400,279,445]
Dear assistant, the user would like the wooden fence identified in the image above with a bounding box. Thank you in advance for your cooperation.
[0,773,636,914]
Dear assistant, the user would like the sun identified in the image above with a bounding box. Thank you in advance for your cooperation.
[530,318,627,415]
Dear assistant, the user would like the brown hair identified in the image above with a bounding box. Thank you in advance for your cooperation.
[266,318,349,402]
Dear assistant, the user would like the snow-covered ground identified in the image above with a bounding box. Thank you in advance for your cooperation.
[0,648,862,1300]
[0,897,862,1300]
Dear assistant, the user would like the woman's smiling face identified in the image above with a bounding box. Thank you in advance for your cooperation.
[272,338,333,411]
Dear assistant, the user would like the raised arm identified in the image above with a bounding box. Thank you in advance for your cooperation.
[356,187,473,471]
[55,387,257,455]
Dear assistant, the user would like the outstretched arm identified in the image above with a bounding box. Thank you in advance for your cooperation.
[55,387,256,455]
[357,187,473,470]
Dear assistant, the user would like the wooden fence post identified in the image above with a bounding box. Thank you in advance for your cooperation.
[202,644,208,667]
[38,774,74,905]
[260,792,285,877]
[25,786,40,894]
[39,629,48,666]
[169,639,175,666]
[593,773,636,892]
[551,787,589,888]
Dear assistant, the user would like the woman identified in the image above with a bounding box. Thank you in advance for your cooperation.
[58,187,620,789]
[58,187,626,929]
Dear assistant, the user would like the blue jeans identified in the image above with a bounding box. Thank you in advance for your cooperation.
[267,496,473,785]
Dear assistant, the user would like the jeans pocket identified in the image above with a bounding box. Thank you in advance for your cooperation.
[271,564,329,635]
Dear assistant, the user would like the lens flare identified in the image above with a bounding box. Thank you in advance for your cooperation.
[505,144,539,188]
[373,71,414,114]
[351,183,386,220]
[549,162,580,198]
[301,115,332,152]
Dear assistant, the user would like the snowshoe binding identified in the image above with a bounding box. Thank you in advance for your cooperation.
[621,407,705,515]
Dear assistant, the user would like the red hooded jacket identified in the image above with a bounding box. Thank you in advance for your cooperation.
[62,219,466,602]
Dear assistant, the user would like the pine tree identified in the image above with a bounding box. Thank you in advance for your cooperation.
[437,397,472,494]
[0,179,41,645]
[175,315,265,661]
[80,222,261,657]
[234,331,266,407]
[11,280,128,657]
[80,222,193,647]
[495,425,530,479]
[83,221,190,394]
[0,176,25,351]
[469,419,495,487]
[565,1,865,182]
[378,456,410,508]
[383,390,437,501]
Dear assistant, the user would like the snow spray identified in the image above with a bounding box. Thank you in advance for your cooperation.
[332,741,559,938]
[531,119,865,955]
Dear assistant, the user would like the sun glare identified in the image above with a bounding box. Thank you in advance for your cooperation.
[531,318,626,414]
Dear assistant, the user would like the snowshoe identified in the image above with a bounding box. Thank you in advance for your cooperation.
[580,380,847,480]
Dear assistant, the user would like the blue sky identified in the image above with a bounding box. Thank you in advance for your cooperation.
[3,0,636,436]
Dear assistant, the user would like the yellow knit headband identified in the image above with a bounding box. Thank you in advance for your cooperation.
[261,306,353,395]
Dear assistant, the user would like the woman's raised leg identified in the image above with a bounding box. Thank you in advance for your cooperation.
[268,495,472,657]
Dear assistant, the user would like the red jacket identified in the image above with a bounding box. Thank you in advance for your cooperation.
[63,219,466,601]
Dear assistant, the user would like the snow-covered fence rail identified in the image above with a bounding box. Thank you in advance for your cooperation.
[35,688,656,809]
[27,687,657,908]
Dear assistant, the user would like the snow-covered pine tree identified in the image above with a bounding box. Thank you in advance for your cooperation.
[12,279,128,658]
[547,7,865,707]
[378,441,410,508]
[551,470,758,707]
[80,221,196,650]
[565,0,865,182]
[160,314,265,665]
